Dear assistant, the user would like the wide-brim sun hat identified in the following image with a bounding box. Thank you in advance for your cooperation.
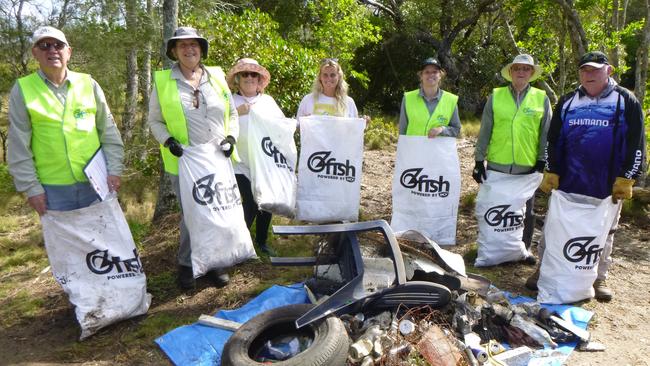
[166,27,208,61]
[500,54,543,82]
[226,58,271,91]
[31,26,68,47]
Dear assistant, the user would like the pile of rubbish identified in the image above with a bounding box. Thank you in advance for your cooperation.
[274,220,599,365]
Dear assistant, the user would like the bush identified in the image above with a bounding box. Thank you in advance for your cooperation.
[0,164,16,195]
[364,115,398,150]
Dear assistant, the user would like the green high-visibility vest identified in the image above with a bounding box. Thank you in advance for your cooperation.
[18,71,99,185]
[154,66,231,175]
[404,89,458,136]
[487,86,546,167]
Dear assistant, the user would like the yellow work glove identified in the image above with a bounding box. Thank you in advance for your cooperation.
[539,172,559,193]
[612,177,635,203]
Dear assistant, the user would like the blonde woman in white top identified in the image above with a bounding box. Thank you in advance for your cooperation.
[297,58,359,118]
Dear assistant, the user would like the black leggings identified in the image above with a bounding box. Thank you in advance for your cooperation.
[236,174,272,245]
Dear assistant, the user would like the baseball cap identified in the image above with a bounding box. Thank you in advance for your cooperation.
[579,51,608,69]
[421,57,443,71]
[31,26,68,47]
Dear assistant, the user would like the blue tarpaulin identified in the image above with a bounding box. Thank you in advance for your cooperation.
[155,283,309,366]
[156,285,592,366]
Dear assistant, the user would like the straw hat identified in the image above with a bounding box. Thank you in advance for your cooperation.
[500,54,543,82]
[226,58,271,91]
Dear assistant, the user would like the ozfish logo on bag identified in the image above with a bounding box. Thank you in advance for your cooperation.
[86,248,144,280]
[261,137,292,172]
[192,173,241,210]
[399,168,450,197]
[484,204,523,232]
[307,151,356,182]
[563,236,602,269]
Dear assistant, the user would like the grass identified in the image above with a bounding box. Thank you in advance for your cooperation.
[461,116,481,138]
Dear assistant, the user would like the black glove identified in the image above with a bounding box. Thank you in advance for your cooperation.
[472,161,487,184]
[164,137,183,157]
[533,160,546,173]
[220,135,236,158]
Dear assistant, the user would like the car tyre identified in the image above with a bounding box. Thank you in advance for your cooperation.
[222,304,350,366]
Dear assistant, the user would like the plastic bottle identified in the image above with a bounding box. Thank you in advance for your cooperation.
[510,314,558,348]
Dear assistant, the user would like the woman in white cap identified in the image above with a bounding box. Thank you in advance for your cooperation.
[297,58,359,118]
[398,57,461,137]
[472,53,552,262]
[147,26,238,290]
[226,58,284,256]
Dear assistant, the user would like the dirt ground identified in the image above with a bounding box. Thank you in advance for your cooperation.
[1,138,649,365]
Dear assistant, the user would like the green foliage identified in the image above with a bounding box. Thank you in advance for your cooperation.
[146,271,177,299]
[0,164,16,194]
[0,290,45,327]
[191,9,319,114]
[364,114,398,150]
[460,117,481,139]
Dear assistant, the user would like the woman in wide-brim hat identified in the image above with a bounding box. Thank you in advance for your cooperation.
[147,26,239,290]
[226,57,284,257]
[472,53,551,267]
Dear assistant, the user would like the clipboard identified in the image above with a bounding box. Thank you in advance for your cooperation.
[83,147,110,201]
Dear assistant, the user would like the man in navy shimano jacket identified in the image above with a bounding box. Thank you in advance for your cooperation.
[528,51,646,301]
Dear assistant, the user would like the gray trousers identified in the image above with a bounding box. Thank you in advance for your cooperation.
[538,203,621,280]
[169,174,192,267]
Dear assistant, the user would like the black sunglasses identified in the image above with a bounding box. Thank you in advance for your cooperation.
[193,89,200,109]
[36,41,66,51]
[239,71,259,78]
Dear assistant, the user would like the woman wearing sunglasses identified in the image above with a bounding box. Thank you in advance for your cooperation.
[147,27,238,290]
[226,58,284,256]
[297,58,359,118]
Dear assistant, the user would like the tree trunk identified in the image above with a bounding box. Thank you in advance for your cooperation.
[634,0,650,102]
[609,0,621,82]
[122,0,139,162]
[553,0,589,62]
[152,0,179,223]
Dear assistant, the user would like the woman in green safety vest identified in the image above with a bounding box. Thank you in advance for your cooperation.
[147,27,238,291]
[398,57,461,137]
[472,53,551,263]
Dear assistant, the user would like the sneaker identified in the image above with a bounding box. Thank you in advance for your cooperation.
[593,279,613,302]
[206,269,230,288]
[178,265,196,290]
[525,268,540,291]
[258,243,277,256]
[522,255,537,266]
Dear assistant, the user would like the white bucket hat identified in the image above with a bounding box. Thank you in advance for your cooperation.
[500,54,543,82]
[31,26,68,47]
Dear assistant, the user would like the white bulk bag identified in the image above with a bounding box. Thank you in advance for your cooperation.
[248,108,298,217]
[391,135,461,245]
[178,142,256,278]
[537,190,620,304]
[474,170,542,266]
[296,115,365,223]
[41,197,151,340]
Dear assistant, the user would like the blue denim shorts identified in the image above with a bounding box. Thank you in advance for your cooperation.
[43,182,99,211]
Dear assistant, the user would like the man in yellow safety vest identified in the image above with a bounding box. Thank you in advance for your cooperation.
[8,26,124,215]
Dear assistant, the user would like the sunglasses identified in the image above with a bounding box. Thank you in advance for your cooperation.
[511,65,533,72]
[239,71,259,78]
[193,89,200,109]
[320,57,339,65]
[36,41,66,51]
